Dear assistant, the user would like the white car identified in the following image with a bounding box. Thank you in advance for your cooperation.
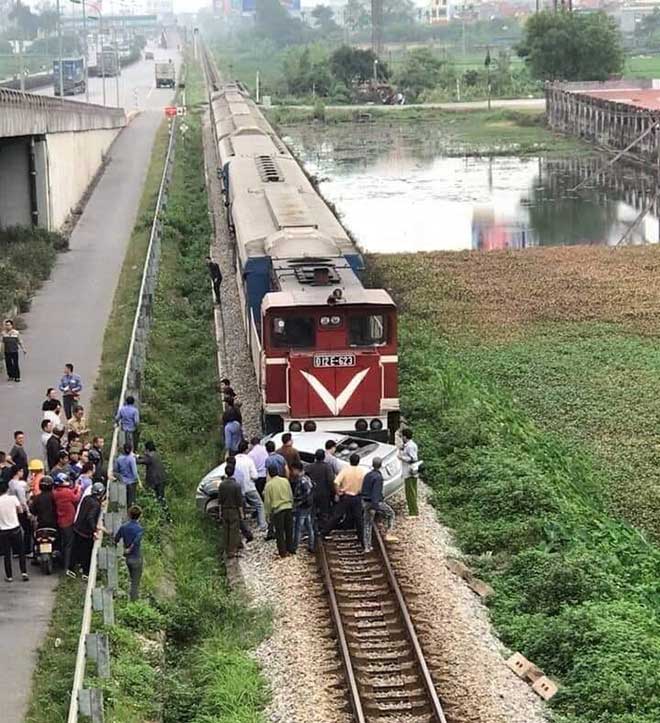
[195,431,405,517]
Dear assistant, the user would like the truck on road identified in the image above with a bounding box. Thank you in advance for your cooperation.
[155,62,175,89]
[53,57,86,96]
[98,48,120,77]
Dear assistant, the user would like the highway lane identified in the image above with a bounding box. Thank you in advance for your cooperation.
[0,44,180,723]
[35,41,182,112]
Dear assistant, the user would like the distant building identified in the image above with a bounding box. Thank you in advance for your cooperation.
[425,0,450,23]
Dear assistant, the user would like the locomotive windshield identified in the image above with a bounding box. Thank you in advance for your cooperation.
[348,314,386,346]
[271,316,315,348]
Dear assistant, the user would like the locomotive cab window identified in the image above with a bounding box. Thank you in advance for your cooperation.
[349,314,386,346]
[271,316,315,348]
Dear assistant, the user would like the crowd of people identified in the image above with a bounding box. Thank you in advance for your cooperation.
[217,379,418,560]
[0,364,160,600]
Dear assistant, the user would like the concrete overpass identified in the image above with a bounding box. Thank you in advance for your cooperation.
[0,88,125,230]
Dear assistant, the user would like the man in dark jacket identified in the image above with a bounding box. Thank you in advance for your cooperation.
[306,449,335,524]
[217,460,243,559]
[137,441,166,501]
[9,431,28,480]
[29,476,57,529]
[291,461,315,553]
[89,436,106,483]
[67,483,104,578]
[361,457,397,553]
[46,427,65,471]
[206,256,222,304]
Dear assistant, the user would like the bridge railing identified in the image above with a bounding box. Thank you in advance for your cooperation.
[66,114,178,723]
[0,86,124,118]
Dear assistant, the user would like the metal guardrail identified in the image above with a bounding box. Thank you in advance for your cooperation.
[66,114,178,723]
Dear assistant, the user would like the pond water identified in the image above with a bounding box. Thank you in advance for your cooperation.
[282,122,660,253]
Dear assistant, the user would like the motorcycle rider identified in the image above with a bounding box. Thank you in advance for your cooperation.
[27,459,45,498]
[29,476,57,530]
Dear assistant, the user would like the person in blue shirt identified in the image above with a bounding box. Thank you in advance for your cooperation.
[224,418,242,454]
[265,440,288,478]
[58,363,83,420]
[113,443,139,507]
[115,396,140,448]
[114,505,144,601]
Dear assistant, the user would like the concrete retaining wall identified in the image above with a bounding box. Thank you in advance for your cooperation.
[0,138,31,226]
[46,127,121,229]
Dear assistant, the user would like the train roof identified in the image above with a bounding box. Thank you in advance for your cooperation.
[264,258,395,310]
[218,134,291,165]
[229,155,355,264]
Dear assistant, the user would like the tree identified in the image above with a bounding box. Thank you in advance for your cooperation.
[394,47,444,100]
[329,45,388,85]
[282,45,332,96]
[517,11,623,81]
[344,0,370,32]
[255,0,307,46]
[9,1,39,39]
[311,4,339,35]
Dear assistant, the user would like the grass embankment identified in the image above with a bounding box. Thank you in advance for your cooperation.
[269,107,585,156]
[0,226,67,316]
[370,247,660,723]
[24,121,170,723]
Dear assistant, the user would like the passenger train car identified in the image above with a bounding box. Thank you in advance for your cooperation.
[209,83,399,439]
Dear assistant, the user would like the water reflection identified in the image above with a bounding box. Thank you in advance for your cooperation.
[283,124,660,253]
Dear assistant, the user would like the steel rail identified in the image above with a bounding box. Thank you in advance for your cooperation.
[317,539,368,723]
[66,113,178,723]
[373,526,448,723]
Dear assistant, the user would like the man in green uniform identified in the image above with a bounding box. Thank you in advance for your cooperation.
[217,460,243,559]
[264,462,294,558]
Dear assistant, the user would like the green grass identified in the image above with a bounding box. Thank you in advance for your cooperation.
[369,247,660,723]
[269,106,586,156]
[89,58,269,722]
[24,118,171,723]
[624,53,660,78]
[395,322,660,723]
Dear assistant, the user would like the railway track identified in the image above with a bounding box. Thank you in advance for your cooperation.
[319,528,447,723]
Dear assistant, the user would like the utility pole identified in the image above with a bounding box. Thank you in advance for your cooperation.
[113,25,119,107]
[371,0,382,56]
[56,0,64,99]
[82,0,88,102]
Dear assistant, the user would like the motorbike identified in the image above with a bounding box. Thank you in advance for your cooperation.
[34,527,58,575]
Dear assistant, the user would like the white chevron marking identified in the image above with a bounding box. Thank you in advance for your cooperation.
[300,368,370,416]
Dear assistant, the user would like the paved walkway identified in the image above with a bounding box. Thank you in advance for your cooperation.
[0,106,165,722]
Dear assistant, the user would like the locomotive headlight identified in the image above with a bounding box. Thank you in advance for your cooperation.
[290,421,302,432]
[330,315,341,325]
[304,421,317,432]
[355,419,368,432]
[370,419,383,431]
[320,316,330,326]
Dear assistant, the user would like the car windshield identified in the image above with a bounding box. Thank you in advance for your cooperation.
[335,437,380,460]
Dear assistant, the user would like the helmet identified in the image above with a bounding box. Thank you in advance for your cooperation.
[28,459,44,472]
[54,472,70,486]
[39,476,54,492]
[91,482,105,497]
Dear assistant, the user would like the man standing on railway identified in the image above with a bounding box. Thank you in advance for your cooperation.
[291,461,315,553]
[307,448,335,524]
[362,457,398,553]
[320,453,365,545]
[217,460,243,559]
[277,433,301,475]
[206,257,222,305]
[264,462,294,558]
[399,428,419,516]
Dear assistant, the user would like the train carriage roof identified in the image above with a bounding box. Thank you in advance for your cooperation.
[228,156,355,264]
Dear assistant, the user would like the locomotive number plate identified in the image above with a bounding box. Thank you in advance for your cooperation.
[313,354,356,368]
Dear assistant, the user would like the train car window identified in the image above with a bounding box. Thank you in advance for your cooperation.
[348,314,386,346]
[272,316,315,348]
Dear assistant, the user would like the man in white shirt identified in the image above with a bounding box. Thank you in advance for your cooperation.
[0,481,29,581]
[247,436,268,497]
[398,428,419,516]
[41,419,53,466]
[43,401,63,428]
[234,441,266,530]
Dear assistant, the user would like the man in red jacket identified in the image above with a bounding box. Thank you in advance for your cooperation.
[53,473,80,572]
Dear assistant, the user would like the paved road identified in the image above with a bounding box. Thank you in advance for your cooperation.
[35,41,182,111]
[0,46,179,723]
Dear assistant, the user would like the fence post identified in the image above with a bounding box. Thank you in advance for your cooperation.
[92,587,115,626]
